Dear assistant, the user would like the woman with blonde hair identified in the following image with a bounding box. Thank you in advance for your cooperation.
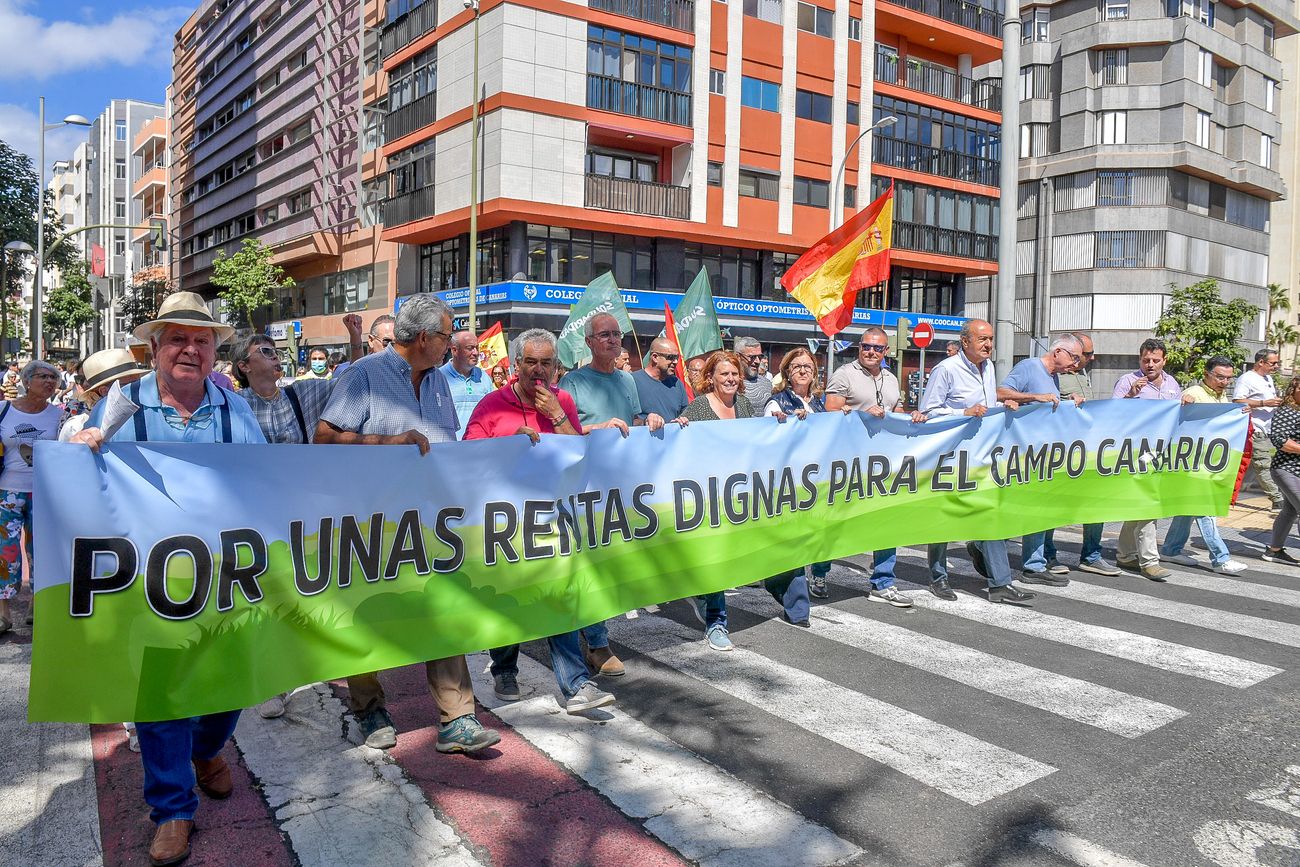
[1263,374,1300,564]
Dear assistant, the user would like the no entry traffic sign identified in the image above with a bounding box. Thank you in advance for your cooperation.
[912,321,934,349]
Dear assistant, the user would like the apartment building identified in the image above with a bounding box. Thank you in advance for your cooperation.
[45,144,92,353]
[172,0,399,356]
[969,0,1298,388]
[130,113,171,286]
[1269,28,1300,368]
[374,0,1004,361]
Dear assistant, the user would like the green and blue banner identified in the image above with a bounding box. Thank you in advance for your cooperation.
[31,400,1247,723]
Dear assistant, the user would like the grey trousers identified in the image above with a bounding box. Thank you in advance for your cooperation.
[1251,429,1282,503]
[1269,468,1300,550]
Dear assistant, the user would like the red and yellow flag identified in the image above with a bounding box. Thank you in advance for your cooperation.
[663,302,695,401]
[780,182,894,337]
[476,321,509,372]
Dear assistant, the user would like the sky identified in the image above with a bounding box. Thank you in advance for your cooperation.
[0,0,192,179]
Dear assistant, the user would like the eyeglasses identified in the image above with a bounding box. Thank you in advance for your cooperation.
[430,329,452,341]
[861,343,888,353]
[28,373,59,381]
[1055,347,1082,365]
[593,330,623,341]
[789,363,815,372]
[370,335,393,347]
[252,347,279,360]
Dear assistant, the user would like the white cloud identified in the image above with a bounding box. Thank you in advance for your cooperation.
[0,103,93,178]
[0,0,191,82]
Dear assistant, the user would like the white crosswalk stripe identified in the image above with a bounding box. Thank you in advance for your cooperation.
[725,588,1187,738]
[467,652,862,867]
[1246,764,1300,819]
[827,565,1282,688]
[1155,568,1300,608]
[1031,827,1151,866]
[606,614,1057,805]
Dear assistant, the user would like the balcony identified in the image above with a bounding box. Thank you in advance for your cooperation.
[585,174,690,220]
[382,186,436,226]
[893,220,998,261]
[588,0,694,30]
[587,74,692,126]
[873,137,999,187]
[384,91,437,144]
[879,0,1002,36]
[381,1,438,59]
[875,52,1001,111]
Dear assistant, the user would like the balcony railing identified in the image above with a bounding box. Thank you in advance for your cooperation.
[879,0,1002,36]
[588,0,694,30]
[875,52,1001,111]
[382,186,436,226]
[381,1,439,59]
[587,74,692,126]
[585,174,690,220]
[893,220,998,261]
[384,91,437,143]
[873,137,999,187]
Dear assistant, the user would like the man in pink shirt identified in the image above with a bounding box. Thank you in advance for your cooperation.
[463,329,614,713]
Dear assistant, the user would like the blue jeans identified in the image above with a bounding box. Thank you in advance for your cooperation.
[491,631,591,699]
[969,540,1014,588]
[871,549,897,590]
[1160,515,1230,567]
[582,621,608,650]
[1044,524,1104,565]
[697,592,727,630]
[764,565,822,623]
[927,543,950,583]
[137,710,242,824]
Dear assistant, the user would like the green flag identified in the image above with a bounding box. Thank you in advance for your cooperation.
[557,271,634,368]
[673,270,723,360]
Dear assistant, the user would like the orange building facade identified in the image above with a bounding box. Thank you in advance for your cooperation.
[374,0,1003,355]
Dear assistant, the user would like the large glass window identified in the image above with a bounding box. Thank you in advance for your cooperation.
[743,0,783,23]
[684,243,763,298]
[796,2,833,36]
[388,47,436,110]
[872,94,1002,163]
[738,168,779,200]
[1099,110,1127,144]
[793,177,829,207]
[323,267,373,314]
[795,89,833,123]
[386,141,435,197]
[586,151,658,182]
[525,225,654,290]
[586,26,692,93]
[741,76,781,111]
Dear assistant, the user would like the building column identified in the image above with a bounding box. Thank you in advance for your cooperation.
[507,220,528,279]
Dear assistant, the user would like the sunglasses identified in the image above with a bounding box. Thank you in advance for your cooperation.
[371,336,393,347]
[861,343,888,353]
[252,347,279,360]
[655,352,681,362]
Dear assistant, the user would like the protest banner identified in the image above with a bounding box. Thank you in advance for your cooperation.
[32,400,1246,723]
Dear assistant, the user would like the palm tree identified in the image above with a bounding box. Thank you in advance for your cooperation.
[1266,320,1299,358]
[1268,282,1292,321]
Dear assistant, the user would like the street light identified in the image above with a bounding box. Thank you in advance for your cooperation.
[463,0,482,330]
[830,115,897,230]
[1,242,34,368]
[34,97,91,360]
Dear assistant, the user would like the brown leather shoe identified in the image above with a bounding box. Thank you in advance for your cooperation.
[192,755,233,799]
[585,645,625,677]
[149,819,193,866]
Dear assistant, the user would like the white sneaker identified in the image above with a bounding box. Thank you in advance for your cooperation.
[1161,553,1200,568]
[1213,559,1248,575]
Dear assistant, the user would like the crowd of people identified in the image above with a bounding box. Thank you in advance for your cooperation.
[5,289,1293,866]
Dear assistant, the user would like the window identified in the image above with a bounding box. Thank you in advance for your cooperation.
[114,120,127,141]
[286,189,312,214]
[1020,64,1051,99]
[709,69,725,95]
[795,89,832,123]
[585,26,694,124]
[797,2,833,37]
[1103,0,1128,19]
[1212,122,1226,154]
[1099,110,1127,144]
[843,186,856,209]
[738,168,778,200]
[114,236,126,256]
[1213,63,1229,101]
[519,225,651,290]
[260,205,280,225]
[1167,0,1213,26]
[793,176,829,208]
[740,76,780,111]
[385,141,435,198]
[1096,171,1133,206]
[586,151,658,181]
[684,243,764,298]
[849,16,861,39]
[323,268,373,315]
[1021,8,1049,42]
[1264,23,1274,55]
[707,162,722,186]
[743,0,782,23]
[290,120,311,143]
[1098,48,1127,85]
[1196,49,1213,87]
[114,158,126,180]
[872,93,1001,184]
[259,70,281,95]
[1097,230,1161,268]
[1265,77,1277,113]
[1196,111,1212,148]
[288,49,309,71]
[1261,133,1274,168]
[1020,123,1050,157]
[388,47,437,110]
[114,197,126,219]
[847,101,859,125]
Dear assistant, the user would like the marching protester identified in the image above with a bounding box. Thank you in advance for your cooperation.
[58,349,148,443]
[763,347,828,622]
[69,292,266,867]
[824,327,923,608]
[1158,357,1249,574]
[685,355,707,393]
[0,360,66,635]
[1234,349,1284,510]
[441,330,488,439]
[632,336,691,423]
[463,329,616,713]
[315,293,501,755]
[734,336,773,408]
[1043,332,1122,576]
[919,319,1035,605]
[1263,374,1300,564]
[1111,338,1182,581]
[298,348,331,380]
[560,312,669,677]
[996,334,1085,587]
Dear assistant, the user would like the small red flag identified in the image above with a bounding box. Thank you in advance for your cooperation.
[663,302,695,402]
[90,243,106,277]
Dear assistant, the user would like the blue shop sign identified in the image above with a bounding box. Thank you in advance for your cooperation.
[398,281,967,333]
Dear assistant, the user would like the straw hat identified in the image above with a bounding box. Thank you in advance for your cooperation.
[80,348,149,392]
[133,291,236,346]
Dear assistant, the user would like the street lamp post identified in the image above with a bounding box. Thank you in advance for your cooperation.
[463,0,482,330]
[33,97,90,360]
[1,242,35,368]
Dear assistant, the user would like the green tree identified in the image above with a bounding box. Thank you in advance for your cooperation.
[1153,278,1259,384]
[0,139,78,305]
[116,274,174,332]
[44,262,97,345]
[1266,320,1299,358]
[209,237,293,329]
[1267,282,1291,323]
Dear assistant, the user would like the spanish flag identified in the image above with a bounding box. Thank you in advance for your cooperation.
[476,321,509,372]
[781,181,894,337]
